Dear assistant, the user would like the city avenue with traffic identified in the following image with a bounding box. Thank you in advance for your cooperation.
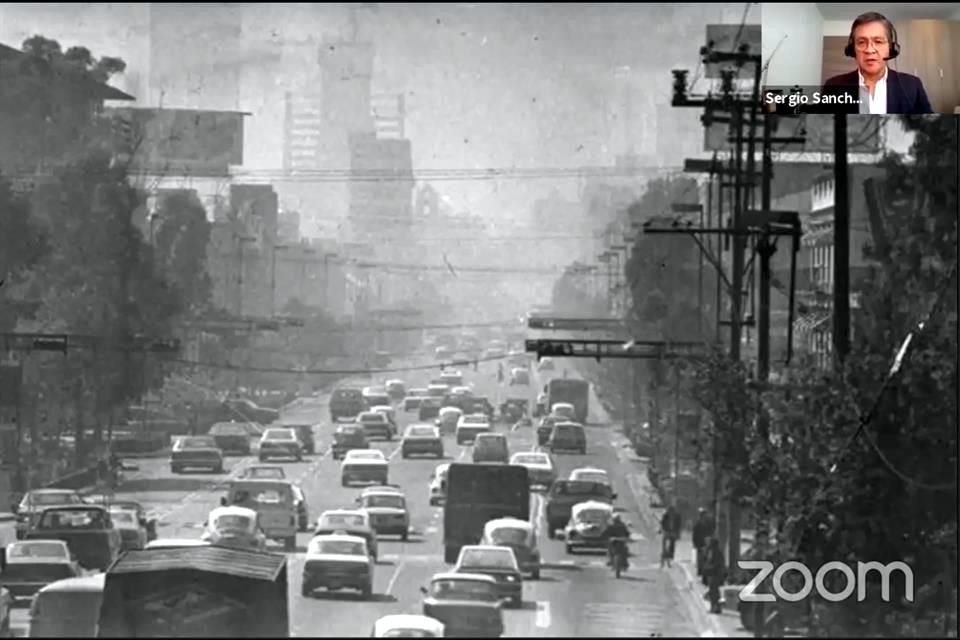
[9,356,710,637]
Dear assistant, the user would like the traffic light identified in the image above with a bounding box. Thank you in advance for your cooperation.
[32,336,68,353]
[526,317,556,330]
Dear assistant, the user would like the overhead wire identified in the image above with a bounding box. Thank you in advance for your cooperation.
[167,351,521,376]
[785,260,958,558]
[829,260,958,492]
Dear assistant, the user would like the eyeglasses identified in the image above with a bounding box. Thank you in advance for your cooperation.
[854,38,888,51]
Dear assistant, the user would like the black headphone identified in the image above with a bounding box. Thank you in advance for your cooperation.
[844,12,900,59]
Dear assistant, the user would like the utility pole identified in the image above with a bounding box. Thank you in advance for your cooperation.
[832,113,850,363]
[662,44,804,576]
[755,113,775,437]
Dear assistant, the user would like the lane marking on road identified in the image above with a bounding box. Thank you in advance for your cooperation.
[387,447,401,460]
[425,526,438,534]
[535,601,551,628]
[457,447,467,460]
[385,560,406,595]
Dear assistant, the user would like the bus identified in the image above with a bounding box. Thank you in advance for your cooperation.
[546,378,590,423]
[443,463,530,564]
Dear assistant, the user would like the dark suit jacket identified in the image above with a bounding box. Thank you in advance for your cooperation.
[821,68,933,115]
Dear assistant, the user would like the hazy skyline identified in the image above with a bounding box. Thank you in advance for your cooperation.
[1,3,912,220]
[0,3,746,218]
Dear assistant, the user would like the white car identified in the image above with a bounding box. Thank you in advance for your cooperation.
[550,403,576,421]
[510,452,557,488]
[436,406,463,434]
[428,463,450,506]
[145,538,211,549]
[356,487,410,540]
[301,534,374,599]
[455,413,491,445]
[370,405,398,436]
[569,467,611,487]
[313,509,378,560]
[200,505,267,551]
[371,614,445,638]
[341,449,389,487]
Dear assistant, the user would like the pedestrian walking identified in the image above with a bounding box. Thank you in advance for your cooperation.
[692,507,715,582]
[704,536,726,613]
[660,503,682,568]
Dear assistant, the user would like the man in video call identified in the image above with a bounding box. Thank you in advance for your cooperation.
[821,12,933,115]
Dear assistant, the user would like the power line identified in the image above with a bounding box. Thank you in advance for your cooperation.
[169,351,518,376]
[228,165,677,183]
[349,261,565,275]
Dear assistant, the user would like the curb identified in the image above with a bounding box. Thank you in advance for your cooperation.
[623,459,729,638]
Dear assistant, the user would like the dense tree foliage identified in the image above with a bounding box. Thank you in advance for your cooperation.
[2,37,188,467]
[624,175,713,343]
[687,116,957,636]
[154,191,213,315]
[0,35,127,172]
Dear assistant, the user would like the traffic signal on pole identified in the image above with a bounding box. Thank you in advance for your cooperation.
[32,336,68,353]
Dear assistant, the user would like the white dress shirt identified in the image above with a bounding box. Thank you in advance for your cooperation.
[858,68,888,115]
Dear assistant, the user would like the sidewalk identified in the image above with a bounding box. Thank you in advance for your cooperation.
[617,433,752,638]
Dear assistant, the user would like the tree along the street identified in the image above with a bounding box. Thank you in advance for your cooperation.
[694,115,957,636]
[22,151,182,461]
[6,37,186,469]
[153,190,214,315]
[0,35,127,175]
[0,176,49,331]
[622,176,717,452]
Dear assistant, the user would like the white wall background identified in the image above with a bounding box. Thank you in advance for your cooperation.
[762,4,825,86]
[822,20,855,36]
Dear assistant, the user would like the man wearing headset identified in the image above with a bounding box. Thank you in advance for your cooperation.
[821,12,933,115]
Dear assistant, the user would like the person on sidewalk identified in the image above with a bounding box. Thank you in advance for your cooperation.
[660,503,682,568]
[692,507,715,583]
[704,536,726,614]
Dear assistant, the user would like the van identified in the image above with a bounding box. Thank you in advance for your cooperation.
[472,433,509,464]
[222,480,298,551]
[548,422,587,454]
[29,574,104,638]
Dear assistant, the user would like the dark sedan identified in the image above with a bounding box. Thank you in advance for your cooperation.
[170,436,224,473]
[208,421,252,456]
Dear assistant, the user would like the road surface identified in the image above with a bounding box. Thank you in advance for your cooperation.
[11,357,703,637]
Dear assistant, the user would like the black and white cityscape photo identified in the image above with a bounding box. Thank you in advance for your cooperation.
[0,3,956,638]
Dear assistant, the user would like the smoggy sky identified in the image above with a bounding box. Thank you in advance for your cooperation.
[0,3,910,219]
